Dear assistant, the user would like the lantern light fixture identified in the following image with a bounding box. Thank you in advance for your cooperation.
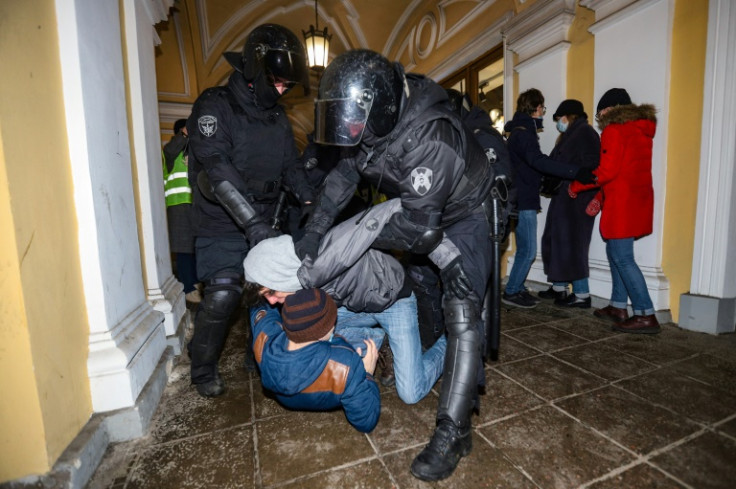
[303,0,331,70]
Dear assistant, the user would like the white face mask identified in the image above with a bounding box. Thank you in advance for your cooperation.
[556,120,568,133]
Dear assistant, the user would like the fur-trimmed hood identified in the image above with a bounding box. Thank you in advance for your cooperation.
[597,103,657,130]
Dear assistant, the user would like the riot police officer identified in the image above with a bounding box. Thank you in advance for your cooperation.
[295,49,493,481]
[186,24,312,398]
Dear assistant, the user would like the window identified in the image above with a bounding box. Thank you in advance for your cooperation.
[441,45,504,133]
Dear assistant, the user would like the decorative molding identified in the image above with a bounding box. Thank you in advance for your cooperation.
[503,0,575,63]
[513,41,570,73]
[435,0,498,49]
[588,0,662,34]
[426,11,512,82]
[382,0,424,57]
[140,0,174,26]
[342,0,369,49]
[579,0,637,21]
[415,13,437,60]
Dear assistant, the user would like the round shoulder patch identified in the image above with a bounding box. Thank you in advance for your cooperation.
[198,115,217,137]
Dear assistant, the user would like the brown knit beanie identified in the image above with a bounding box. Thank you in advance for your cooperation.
[281,288,337,343]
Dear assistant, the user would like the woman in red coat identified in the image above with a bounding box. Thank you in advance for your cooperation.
[569,88,660,334]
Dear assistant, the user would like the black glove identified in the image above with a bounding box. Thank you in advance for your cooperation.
[246,221,281,246]
[294,231,322,261]
[440,256,473,299]
[574,166,597,185]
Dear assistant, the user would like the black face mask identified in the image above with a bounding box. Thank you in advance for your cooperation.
[251,71,280,110]
[534,117,544,130]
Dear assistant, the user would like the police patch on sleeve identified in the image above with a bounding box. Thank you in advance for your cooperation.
[198,115,217,137]
[364,217,379,232]
[410,167,433,196]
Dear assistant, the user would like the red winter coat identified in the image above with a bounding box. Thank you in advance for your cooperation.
[570,104,657,240]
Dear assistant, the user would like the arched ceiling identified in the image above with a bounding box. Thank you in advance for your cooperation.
[155,0,518,146]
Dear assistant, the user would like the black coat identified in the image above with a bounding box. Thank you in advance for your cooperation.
[541,117,600,282]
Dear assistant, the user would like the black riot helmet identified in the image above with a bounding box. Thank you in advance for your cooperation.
[224,24,310,107]
[314,49,404,146]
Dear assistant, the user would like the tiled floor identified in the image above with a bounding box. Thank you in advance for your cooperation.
[87,298,736,489]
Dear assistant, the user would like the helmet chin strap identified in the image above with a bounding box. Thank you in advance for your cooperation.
[249,71,280,109]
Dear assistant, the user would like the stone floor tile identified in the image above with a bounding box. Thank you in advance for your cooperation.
[251,377,293,420]
[616,367,736,424]
[476,369,544,425]
[555,342,658,381]
[480,405,633,488]
[504,324,590,352]
[277,459,394,489]
[256,410,374,486]
[586,463,688,489]
[499,309,546,330]
[489,335,542,364]
[600,329,699,366]
[383,436,538,489]
[367,389,438,454]
[651,431,736,489]
[547,316,622,341]
[126,425,254,489]
[667,353,736,393]
[147,362,253,444]
[555,385,701,454]
[85,440,142,489]
[496,355,605,401]
[715,417,736,439]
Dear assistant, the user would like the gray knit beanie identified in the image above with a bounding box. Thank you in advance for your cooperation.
[243,235,303,292]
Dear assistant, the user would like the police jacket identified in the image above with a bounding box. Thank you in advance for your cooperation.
[307,74,492,250]
[251,304,380,433]
[187,72,314,237]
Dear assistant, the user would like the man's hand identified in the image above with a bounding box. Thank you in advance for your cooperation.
[246,222,280,246]
[575,166,597,185]
[440,256,472,299]
[294,231,321,261]
[356,339,379,375]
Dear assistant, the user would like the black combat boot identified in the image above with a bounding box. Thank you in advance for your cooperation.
[411,294,481,481]
[411,419,472,481]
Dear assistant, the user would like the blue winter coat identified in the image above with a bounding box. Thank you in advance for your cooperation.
[250,304,380,433]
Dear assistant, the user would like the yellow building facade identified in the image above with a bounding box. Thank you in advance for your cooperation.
[1,0,733,486]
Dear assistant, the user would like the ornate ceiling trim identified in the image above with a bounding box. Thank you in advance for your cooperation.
[157,10,192,99]
[503,0,576,63]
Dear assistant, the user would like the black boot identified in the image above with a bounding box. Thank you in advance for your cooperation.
[411,295,481,481]
[189,285,241,398]
[411,419,472,481]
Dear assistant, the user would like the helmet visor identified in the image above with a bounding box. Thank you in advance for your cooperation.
[264,48,308,91]
[314,89,374,146]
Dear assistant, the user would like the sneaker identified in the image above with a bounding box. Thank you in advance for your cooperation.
[521,289,541,304]
[502,291,538,308]
[411,420,472,481]
[555,294,592,309]
[377,341,395,387]
[538,286,568,301]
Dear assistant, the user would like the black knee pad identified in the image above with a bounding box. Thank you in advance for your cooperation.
[442,295,481,336]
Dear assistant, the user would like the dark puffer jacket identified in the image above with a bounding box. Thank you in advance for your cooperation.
[504,112,581,212]
[570,104,657,239]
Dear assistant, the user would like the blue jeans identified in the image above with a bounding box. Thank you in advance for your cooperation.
[506,210,537,295]
[335,294,446,404]
[606,238,654,315]
[552,278,590,295]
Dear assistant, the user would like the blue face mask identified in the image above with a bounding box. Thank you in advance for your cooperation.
[556,120,568,133]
